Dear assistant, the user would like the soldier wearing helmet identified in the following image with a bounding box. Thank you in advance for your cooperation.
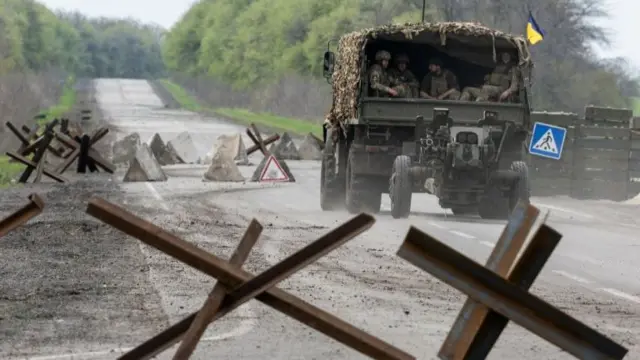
[419,58,460,100]
[388,53,419,97]
[460,52,519,102]
[368,50,397,97]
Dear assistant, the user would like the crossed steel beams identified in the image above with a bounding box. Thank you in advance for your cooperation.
[86,197,415,360]
[246,123,279,156]
[0,194,44,239]
[5,120,114,183]
[397,202,629,360]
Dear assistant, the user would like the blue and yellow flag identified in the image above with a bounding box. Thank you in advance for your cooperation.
[526,12,545,45]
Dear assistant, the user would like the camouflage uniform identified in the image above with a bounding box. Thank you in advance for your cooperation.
[388,54,419,98]
[420,63,460,100]
[368,50,394,97]
[460,54,519,102]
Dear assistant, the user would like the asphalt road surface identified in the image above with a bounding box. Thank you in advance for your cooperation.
[2,78,639,360]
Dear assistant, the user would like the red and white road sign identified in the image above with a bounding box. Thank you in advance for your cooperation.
[259,155,289,182]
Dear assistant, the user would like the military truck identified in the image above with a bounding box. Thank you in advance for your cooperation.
[320,22,533,219]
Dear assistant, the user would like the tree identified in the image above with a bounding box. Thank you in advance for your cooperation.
[163,0,638,112]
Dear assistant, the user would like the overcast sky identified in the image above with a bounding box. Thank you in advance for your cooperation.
[39,0,639,69]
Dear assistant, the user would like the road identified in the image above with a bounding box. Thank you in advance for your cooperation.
[4,78,639,359]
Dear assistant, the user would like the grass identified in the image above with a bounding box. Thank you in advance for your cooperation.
[0,76,77,186]
[159,79,202,112]
[0,156,23,188]
[159,79,323,137]
[631,97,640,115]
[37,76,77,126]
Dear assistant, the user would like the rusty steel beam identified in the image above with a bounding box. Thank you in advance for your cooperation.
[310,132,325,150]
[245,123,276,157]
[54,130,115,174]
[55,148,81,174]
[0,194,45,238]
[397,227,628,360]
[86,197,413,360]
[246,133,279,155]
[464,224,562,358]
[5,152,67,183]
[18,136,63,158]
[17,130,55,183]
[5,121,30,146]
[439,202,540,359]
[173,219,262,359]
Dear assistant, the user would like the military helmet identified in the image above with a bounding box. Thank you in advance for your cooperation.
[395,54,410,64]
[429,57,443,67]
[375,50,391,61]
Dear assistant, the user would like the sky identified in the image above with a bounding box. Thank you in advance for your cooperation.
[39,0,639,70]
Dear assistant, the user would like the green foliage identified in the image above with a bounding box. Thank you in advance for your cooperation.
[217,108,322,137]
[38,75,76,126]
[632,97,640,115]
[161,79,321,136]
[0,155,23,187]
[0,0,165,77]
[159,79,202,111]
[163,0,431,88]
[163,0,637,113]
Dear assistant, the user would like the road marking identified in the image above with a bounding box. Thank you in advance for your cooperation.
[13,323,257,360]
[426,221,447,230]
[562,253,601,266]
[599,288,640,304]
[136,182,255,350]
[535,203,594,219]
[552,270,591,284]
[145,182,169,210]
[449,230,475,239]
[480,241,495,248]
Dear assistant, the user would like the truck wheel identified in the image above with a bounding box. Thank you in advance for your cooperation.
[320,129,342,211]
[509,161,531,211]
[389,155,412,219]
[345,149,365,213]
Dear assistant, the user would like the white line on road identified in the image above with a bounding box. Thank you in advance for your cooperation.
[426,221,447,229]
[480,241,495,248]
[535,203,594,219]
[145,182,169,210]
[561,253,602,266]
[599,288,640,304]
[136,182,256,347]
[551,270,591,284]
[449,230,475,239]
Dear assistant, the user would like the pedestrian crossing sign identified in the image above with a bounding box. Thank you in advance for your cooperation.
[528,122,567,160]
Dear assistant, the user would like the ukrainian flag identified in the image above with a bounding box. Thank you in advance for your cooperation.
[526,13,545,45]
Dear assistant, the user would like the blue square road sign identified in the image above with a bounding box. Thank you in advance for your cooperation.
[528,122,567,160]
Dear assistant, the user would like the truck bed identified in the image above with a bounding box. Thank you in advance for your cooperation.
[354,97,528,127]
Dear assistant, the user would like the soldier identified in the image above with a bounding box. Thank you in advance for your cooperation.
[419,58,460,100]
[459,52,518,102]
[368,50,397,97]
[388,53,419,97]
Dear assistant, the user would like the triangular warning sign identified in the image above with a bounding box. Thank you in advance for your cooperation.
[532,129,558,154]
[259,155,289,182]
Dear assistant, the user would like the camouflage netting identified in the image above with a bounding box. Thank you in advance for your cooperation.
[326,22,531,126]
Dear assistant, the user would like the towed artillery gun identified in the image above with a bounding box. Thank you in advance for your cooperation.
[320,22,533,219]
